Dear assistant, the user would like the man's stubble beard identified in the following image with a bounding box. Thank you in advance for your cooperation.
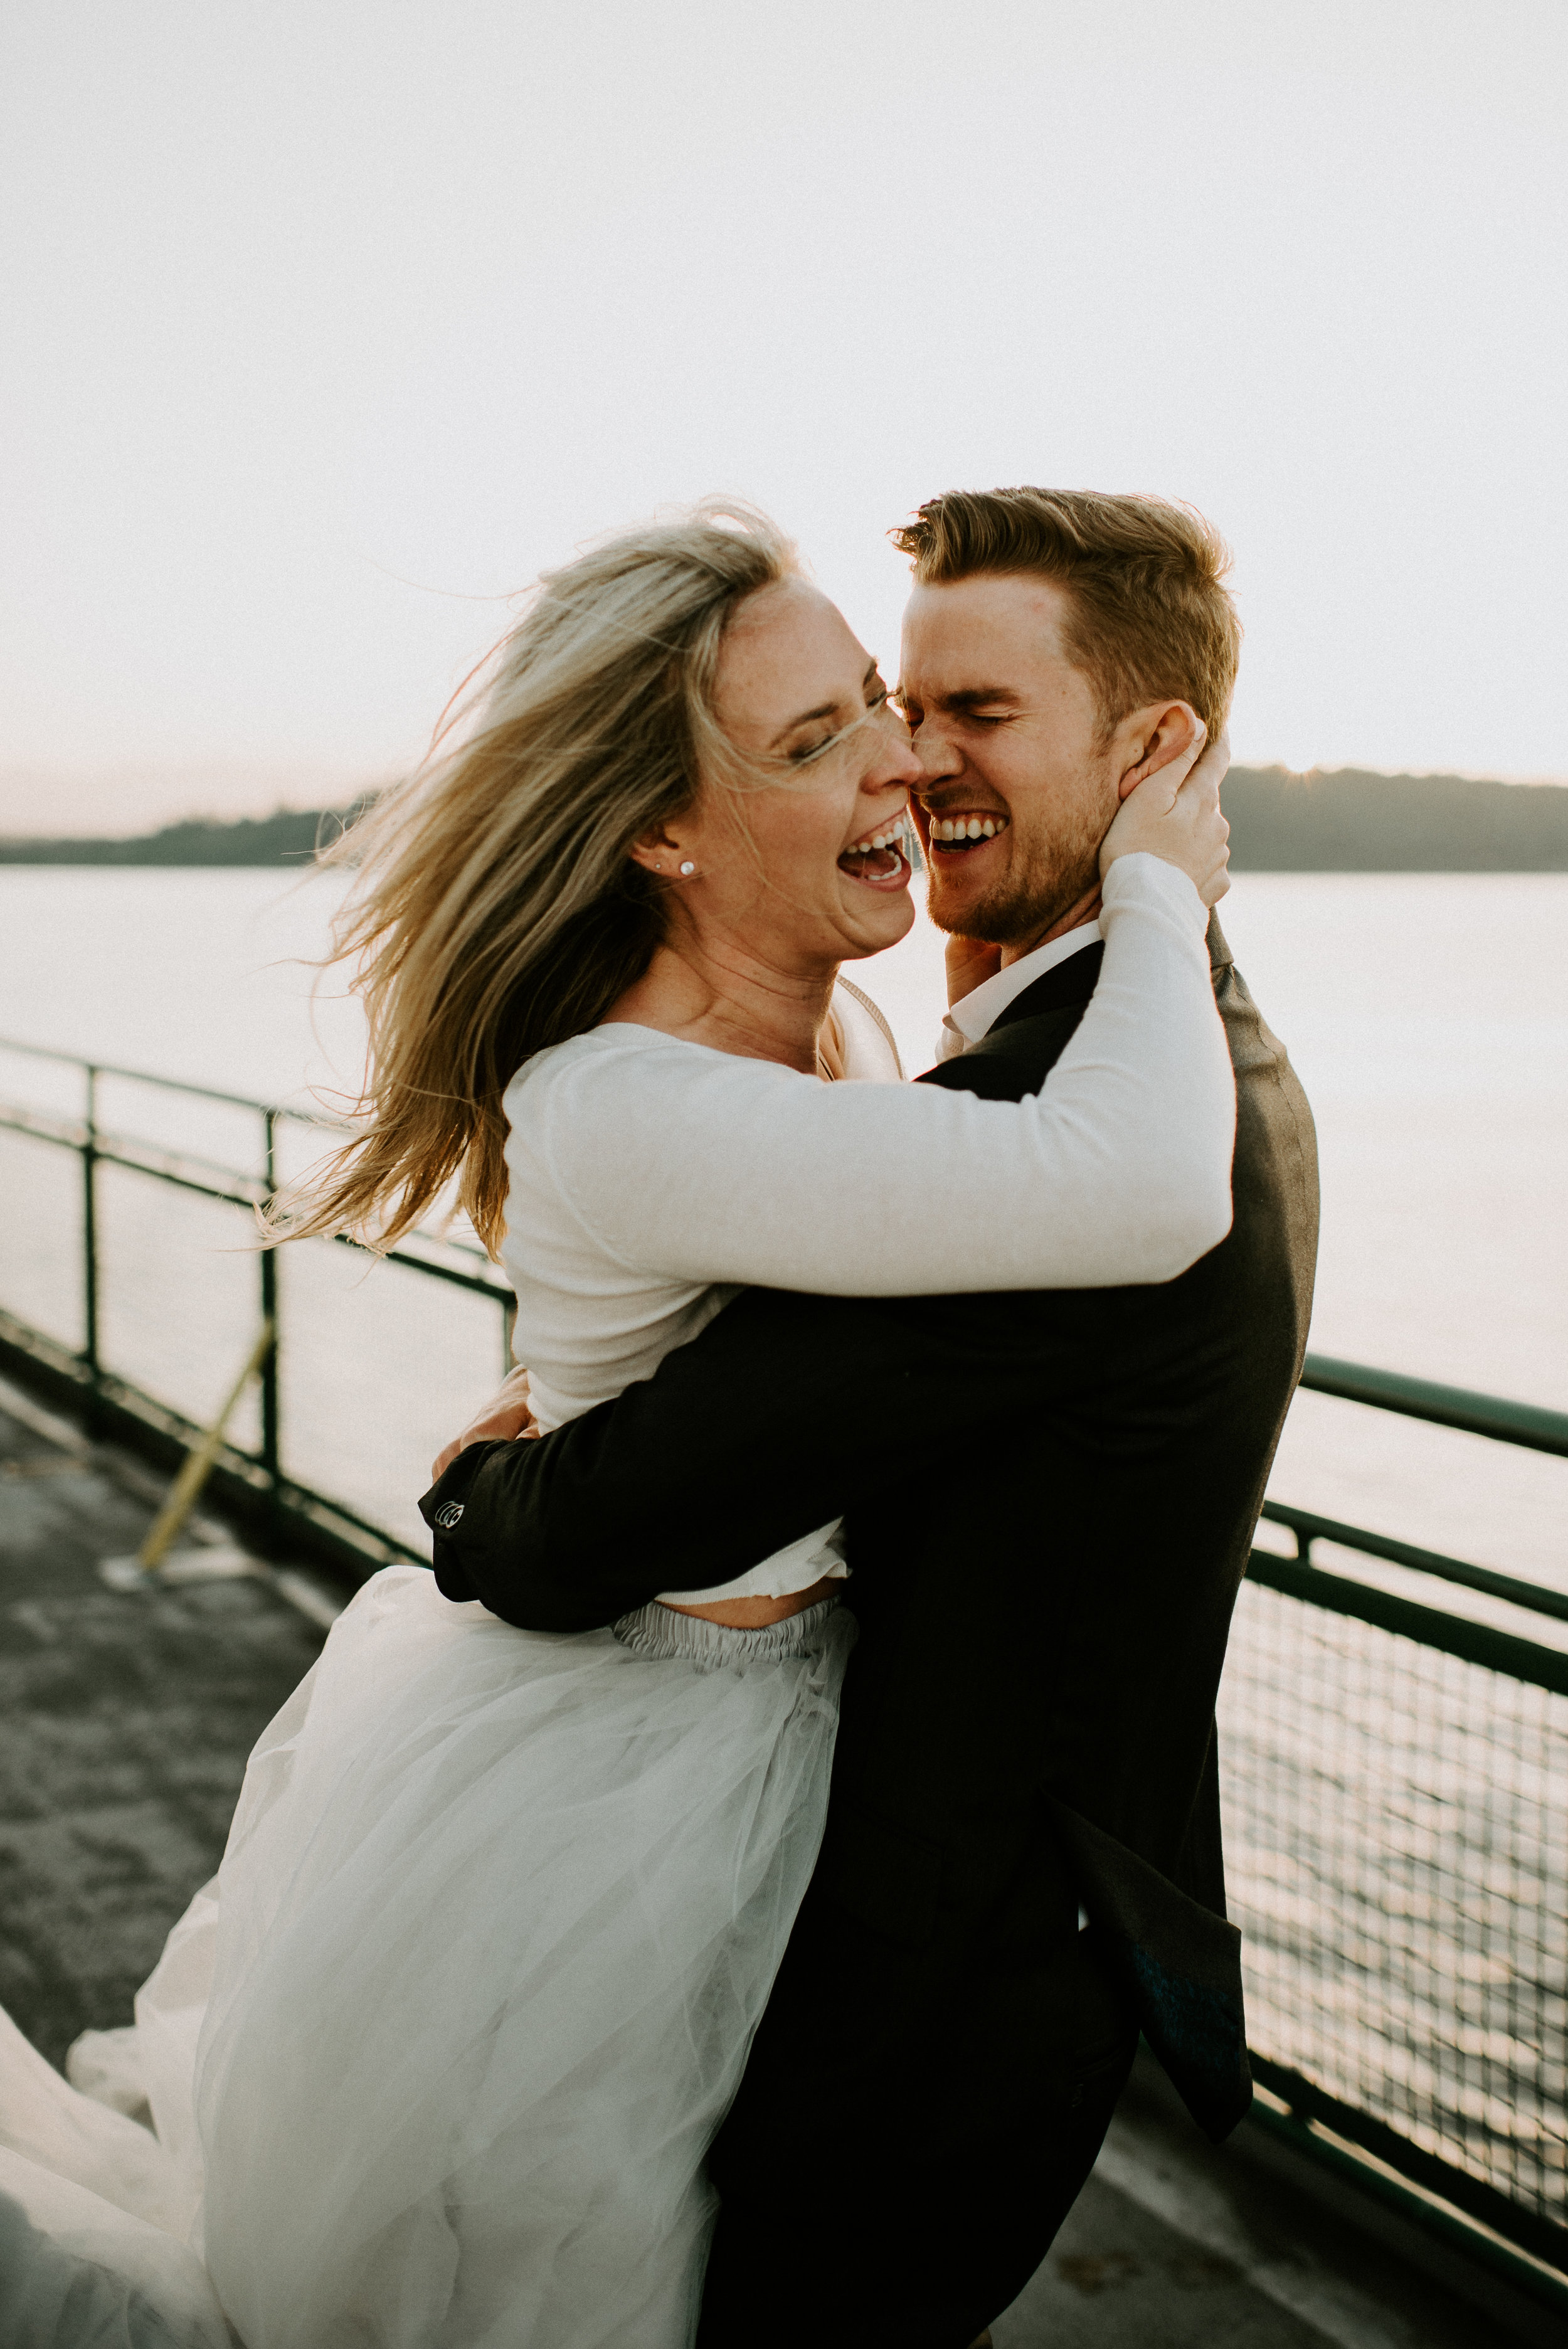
[926,797,1108,949]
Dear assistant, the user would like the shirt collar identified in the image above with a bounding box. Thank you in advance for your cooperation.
[936,918,1103,1060]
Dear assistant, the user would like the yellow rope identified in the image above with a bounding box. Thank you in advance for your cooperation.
[136,1320,275,1572]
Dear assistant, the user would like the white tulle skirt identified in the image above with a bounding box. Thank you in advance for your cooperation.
[0,1567,855,2349]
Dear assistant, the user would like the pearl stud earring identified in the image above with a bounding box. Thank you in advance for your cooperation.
[679,860,696,876]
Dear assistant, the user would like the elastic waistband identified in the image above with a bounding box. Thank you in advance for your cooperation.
[613,1594,842,1667]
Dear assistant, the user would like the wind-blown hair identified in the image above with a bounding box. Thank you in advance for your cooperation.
[271,502,797,1256]
[891,486,1241,746]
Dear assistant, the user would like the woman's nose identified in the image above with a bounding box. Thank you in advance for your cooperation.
[877,732,924,787]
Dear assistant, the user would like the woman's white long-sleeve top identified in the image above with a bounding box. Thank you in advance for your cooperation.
[499,850,1234,1445]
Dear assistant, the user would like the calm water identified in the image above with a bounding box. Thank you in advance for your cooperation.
[2,867,1565,1592]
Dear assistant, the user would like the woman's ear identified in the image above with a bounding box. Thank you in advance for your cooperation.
[626,822,687,878]
[1115,703,1205,802]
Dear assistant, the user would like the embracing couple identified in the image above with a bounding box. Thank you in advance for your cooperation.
[0,486,1316,2349]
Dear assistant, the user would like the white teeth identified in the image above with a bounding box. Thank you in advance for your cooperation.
[931,813,1008,845]
[847,815,912,856]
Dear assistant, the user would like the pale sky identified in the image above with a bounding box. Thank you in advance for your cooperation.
[3,0,1564,834]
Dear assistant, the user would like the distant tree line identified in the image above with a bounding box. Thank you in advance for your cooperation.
[3,771,1567,870]
[0,806,364,866]
[1221,768,1568,871]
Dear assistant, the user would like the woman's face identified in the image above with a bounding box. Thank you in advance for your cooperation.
[644,576,923,971]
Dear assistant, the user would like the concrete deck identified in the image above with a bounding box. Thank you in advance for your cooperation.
[998,2049,1556,2347]
[0,1376,326,2069]
[0,1375,1558,2346]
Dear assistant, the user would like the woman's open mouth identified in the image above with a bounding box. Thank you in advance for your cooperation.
[837,815,915,889]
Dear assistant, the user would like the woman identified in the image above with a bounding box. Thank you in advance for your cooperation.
[0,503,1232,2349]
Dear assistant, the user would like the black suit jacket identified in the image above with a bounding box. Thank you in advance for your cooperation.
[423,916,1319,2138]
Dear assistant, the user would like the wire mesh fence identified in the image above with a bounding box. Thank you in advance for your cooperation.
[1220,1579,1568,2262]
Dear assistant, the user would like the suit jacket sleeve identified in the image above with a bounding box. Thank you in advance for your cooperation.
[420,1034,1104,1630]
[421,1287,940,1626]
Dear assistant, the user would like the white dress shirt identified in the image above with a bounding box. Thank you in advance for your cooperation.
[936,918,1104,1062]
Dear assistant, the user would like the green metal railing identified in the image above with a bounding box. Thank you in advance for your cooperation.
[0,1035,1564,2304]
[1248,1354,1568,1725]
[0,1036,514,1570]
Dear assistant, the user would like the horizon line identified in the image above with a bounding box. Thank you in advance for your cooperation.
[3,760,1568,845]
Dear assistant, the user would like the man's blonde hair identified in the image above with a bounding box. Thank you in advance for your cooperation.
[269,502,797,1257]
[891,487,1241,745]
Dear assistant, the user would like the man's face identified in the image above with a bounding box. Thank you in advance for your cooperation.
[897,574,1119,950]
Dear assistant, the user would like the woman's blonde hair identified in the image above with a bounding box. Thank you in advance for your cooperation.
[273,501,797,1257]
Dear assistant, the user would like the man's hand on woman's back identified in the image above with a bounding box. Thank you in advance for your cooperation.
[431,1366,539,1482]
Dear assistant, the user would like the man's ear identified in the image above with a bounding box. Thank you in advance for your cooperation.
[1114,702,1205,802]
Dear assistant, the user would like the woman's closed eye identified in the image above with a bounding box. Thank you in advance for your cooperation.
[786,679,893,765]
[787,729,840,766]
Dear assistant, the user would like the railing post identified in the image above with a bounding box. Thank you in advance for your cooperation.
[259,1109,281,1519]
[82,1064,101,1426]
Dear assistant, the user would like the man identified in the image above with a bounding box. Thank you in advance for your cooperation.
[422,488,1320,2348]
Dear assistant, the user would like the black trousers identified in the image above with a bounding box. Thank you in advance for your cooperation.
[697,1907,1137,2349]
